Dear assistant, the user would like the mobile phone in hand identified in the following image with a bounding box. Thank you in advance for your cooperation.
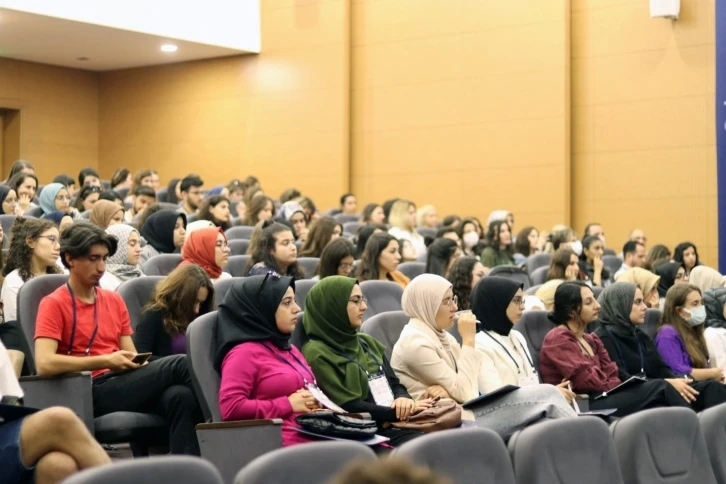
[131,352,152,365]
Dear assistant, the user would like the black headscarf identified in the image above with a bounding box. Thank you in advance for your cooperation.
[0,185,11,215]
[470,276,523,336]
[704,287,726,329]
[142,210,186,254]
[214,275,296,371]
[655,262,683,297]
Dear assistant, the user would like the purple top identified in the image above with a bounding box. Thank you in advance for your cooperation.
[654,325,707,375]
[170,334,186,355]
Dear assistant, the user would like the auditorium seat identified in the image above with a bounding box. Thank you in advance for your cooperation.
[225,255,251,277]
[360,310,408,361]
[117,276,164,330]
[398,262,426,280]
[342,221,361,235]
[530,267,548,286]
[603,255,622,276]
[141,254,183,276]
[63,456,223,484]
[228,239,249,256]
[235,441,376,484]
[487,266,532,290]
[226,226,255,240]
[294,279,317,310]
[115,187,130,199]
[642,308,661,339]
[333,213,359,224]
[213,277,243,309]
[698,403,726,484]
[156,187,169,203]
[25,206,44,218]
[297,257,319,279]
[0,214,16,248]
[359,280,404,321]
[513,310,551,370]
[416,227,437,240]
[525,284,542,296]
[526,253,551,277]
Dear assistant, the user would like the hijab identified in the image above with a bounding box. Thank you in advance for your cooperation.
[402,274,455,350]
[181,226,225,279]
[186,220,215,235]
[142,210,185,254]
[39,183,65,214]
[0,185,11,215]
[279,201,304,221]
[655,262,683,297]
[471,276,523,336]
[596,282,637,333]
[688,266,725,294]
[214,275,296,370]
[41,211,68,226]
[90,200,124,229]
[535,279,564,307]
[704,287,726,330]
[615,268,660,301]
[301,276,387,404]
[206,185,224,197]
[105,224,144,281]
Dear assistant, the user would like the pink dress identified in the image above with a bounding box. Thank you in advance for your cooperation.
[219,341,315,446]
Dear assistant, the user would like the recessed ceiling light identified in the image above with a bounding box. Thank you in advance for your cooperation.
[160,44,178,53]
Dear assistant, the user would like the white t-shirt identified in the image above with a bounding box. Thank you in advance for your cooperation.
[0,340,23,399]
[99,272,123,291]
[388,227,427,259]
[211,272,232,283]
[1,269,26,323]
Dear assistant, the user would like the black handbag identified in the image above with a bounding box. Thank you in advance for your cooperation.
[295,411,378,440]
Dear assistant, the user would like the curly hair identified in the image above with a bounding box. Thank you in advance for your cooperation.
[485,219,514,256]
[143,264,214,335]
[3,218,61,281]
[446,256,479,311]
[299,216,342,258]
[197,195,231,231]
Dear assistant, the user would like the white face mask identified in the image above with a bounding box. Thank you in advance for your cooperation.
[683,305,707,327]
[570,240,583,256]
[463,232,480,249]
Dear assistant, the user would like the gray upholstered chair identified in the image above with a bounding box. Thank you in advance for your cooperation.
[360,310,408,361]
[140,254,183,276]
[63,456,223,484]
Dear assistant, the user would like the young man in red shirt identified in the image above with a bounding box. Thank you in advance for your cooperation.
[34,222,202,455]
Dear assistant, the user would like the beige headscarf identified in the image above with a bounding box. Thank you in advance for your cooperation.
[615,268,660,299]
[89,200,124,229]
[535,279,564,307]
[689,266,726,294]
[402,273,453,354]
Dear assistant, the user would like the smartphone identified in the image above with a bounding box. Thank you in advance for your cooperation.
[131,352,152,365]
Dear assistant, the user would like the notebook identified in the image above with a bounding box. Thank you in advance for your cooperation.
[462,384,519,409]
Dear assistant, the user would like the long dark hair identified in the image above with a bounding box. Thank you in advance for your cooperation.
[514,226,537,257]
[547,247,577,281]
[317,238,355,279]
[7,160,34,180]
[485,220,514,256]
[674,242,700,269]
[197,195,231,231]
[73,184,102,211]
[425,238,458,277]
[3,218,61,281]
[355,232,398,282]
[659,284,708,368]
[299,216,342,258]
[548,281,590,325]
[244,195,274,226]
[355,224,387,258]
[246,222,304,279]
[360,203,382,223]
[446,256,479,311]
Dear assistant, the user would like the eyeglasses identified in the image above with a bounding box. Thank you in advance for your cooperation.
[511,296,524,307]
[442,295,458,308]
[215,241,229,249]
[257,270,281,299]
[55,195,72,202]
[339,262,354,270]
[348,296,368,306]
[38,235,59,245]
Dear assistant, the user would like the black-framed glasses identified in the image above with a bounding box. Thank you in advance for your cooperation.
[348,296,368,306]
[511,296,524,307]
[257,270,281,299]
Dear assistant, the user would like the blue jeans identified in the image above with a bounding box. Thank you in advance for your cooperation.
[0,417,33,483]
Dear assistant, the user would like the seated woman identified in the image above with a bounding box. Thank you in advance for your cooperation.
[303,276,428,446]
[392,274,575,437]
[243,195,275,226]
[472,277,575,408]
[446,256,486,311]
[180,226,232,281]
[456,218,483,257]
[596,283,726,411]
[674,242,700,275]
[540,281,688,417]
[38,182,76,219]
[339,193,357,215]
[134,264,213,359]
[278,201,309,243]
[217,275,321,446]
[140,210,187,263]
[416,205,438,229]
[513,226,544,266]
[1,219,61,322]
[425,238,461,277]
[0,185,21,217]
[578,235,609,287]
[360,203,385,225]
[314,238,356,280]
[480,220,515,269]
[546,247,581,282]
[7,173,39,215]
[704,287,726,371]
[645,244,672,272]
[354,224,386,259]
[354,233,409,288]
[689,266,725,294]
[655,262,688,309]
[99,224,144,291]
[615,267,660,308]
[246,222,304,279]
[388,200,426,259]
[534,279,564,311]
[89,200,125,229]
[655,284,725,382]
[299,217,343,258]
[197,195,232,231]
[72,184,101,213]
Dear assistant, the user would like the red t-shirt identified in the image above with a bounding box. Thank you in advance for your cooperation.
[35,285,133,378]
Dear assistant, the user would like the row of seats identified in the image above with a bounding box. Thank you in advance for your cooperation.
[140,254,320,279]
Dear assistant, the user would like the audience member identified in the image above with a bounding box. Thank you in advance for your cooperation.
[247,222,304,279]
[34,222,203,455]
[38,182,72,218]
[226,179,246,203]
[388,200,426,258]
[513,226,543,265]
[180,226,231,281]
[645,243,671,271]
[441,215,461,228]
[179,175,204,215]
[279,188,301,204]
[354,232,409,288]
[487,210,514,232]
[628,228,647,246]
[134,264,213,359]
[546,247,580,282]
[360,203,385,225]
[8,173,39,214]
[129,169,154,199]
[583,222,606,246]
[457,218,482,257]
[243,195,275,226]
[303,276,426,446]
[299,216,341,258]
[382,198,399,224]
[243,185,265,207]
[197,195,232,231]
[149,170,161,191]
[2,218,61,322]
[655,262,688,309]
[688,265,725,294]
[480,220,514,268]
[545,227,578,254]
[416,205,438,229]
[315,238,356,280]
[614,241,646,279]
[98,190,124,206]
[72,185,101,213]
[53,174,77,197]
[124,186,156,223]
[0,185,21,216]
[140,210,186,263]
[42,211,74,234]
[78,168,101,187]
[355,224,386,259]
[704,287,726,371]
[615,267,660,309]
[674,242,700,275]
[340,193,358,215]
[6,159,34,181]
[535,279,564,311]
[110,168,132,191]
[435,226,460,245]
[579,235,608,287]
[446,256,485,311]
[298,197,319,222]
[99,224,144,291]
[279,202,309,243]
[425,238,461,277]
[166,178,181,205]
[89,200,124,229]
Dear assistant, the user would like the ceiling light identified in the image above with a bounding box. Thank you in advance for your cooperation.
[160,44,178,53]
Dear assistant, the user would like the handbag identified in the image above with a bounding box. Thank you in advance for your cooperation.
[295,411,378,440]
[391,398,462,433]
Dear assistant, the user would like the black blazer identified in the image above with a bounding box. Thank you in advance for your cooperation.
[133,308,177,360]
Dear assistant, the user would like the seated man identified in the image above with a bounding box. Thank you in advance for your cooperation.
[1,340,110,484]
[614,240,646,280]
[34,222,202,455]
[124,185,157,223]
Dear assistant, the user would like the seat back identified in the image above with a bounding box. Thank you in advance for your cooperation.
[398,262,426,280]
[294,279,317,310]
[0,214,16,248]
[225,255,251,277]
[17,274,69,359]
[611,407,716,484]
[63,455,223,484]
[526,253,552,276]
[591,285,603,299]
[513,310,551,370]
[234,441,376,484]
[290,312,308,350]
[297,257,320,279]
[360,311,408,361]
[487,266,532,290]
[228,239,250,256]
[642,308,661,340]
[24,206,44,218]
[359,280,404,322]
[186,311,223,422]
[343,221,361,235]
[416,227,437,240]
[225,226,255,240]
[393,428,515,484]
[508,416,623,484]
[156,202,180,211]
[530,266,549,286]
[603,248,617,257]
[155,187,168,202]
[213,277,244,309]
[333,214,359,224]
[525,284,542,296]
[140,254,183,276]
[698,403,726,484]
[117,276,165,330]
[603,255,622,276]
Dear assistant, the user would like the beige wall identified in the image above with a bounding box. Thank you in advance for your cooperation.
[572,0,716,265]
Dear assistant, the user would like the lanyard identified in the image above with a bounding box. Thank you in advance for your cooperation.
[604,327,645,375]
[482,330,535,374]
[260,343,316,385]
[564,324,593,357]
[335,340,384,377]
[447,350,459,374]
[66,283,98,357]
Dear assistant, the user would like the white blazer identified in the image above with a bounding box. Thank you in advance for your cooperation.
[475,329,536,394]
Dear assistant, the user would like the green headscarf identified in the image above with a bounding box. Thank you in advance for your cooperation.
[302,276,387,405]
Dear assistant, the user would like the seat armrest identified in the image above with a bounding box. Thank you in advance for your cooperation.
[19,372,94,433]
[196,418,282,430]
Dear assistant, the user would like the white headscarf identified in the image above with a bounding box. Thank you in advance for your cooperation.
[402,273,453,354]
[186,220,215,236]
[689,266,726,294]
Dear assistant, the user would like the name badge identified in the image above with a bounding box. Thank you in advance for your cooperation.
[517,372,540,388]
[306,383,345,413]
[369,373,395,407]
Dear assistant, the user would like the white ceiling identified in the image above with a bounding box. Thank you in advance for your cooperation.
[0,8,253,71]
